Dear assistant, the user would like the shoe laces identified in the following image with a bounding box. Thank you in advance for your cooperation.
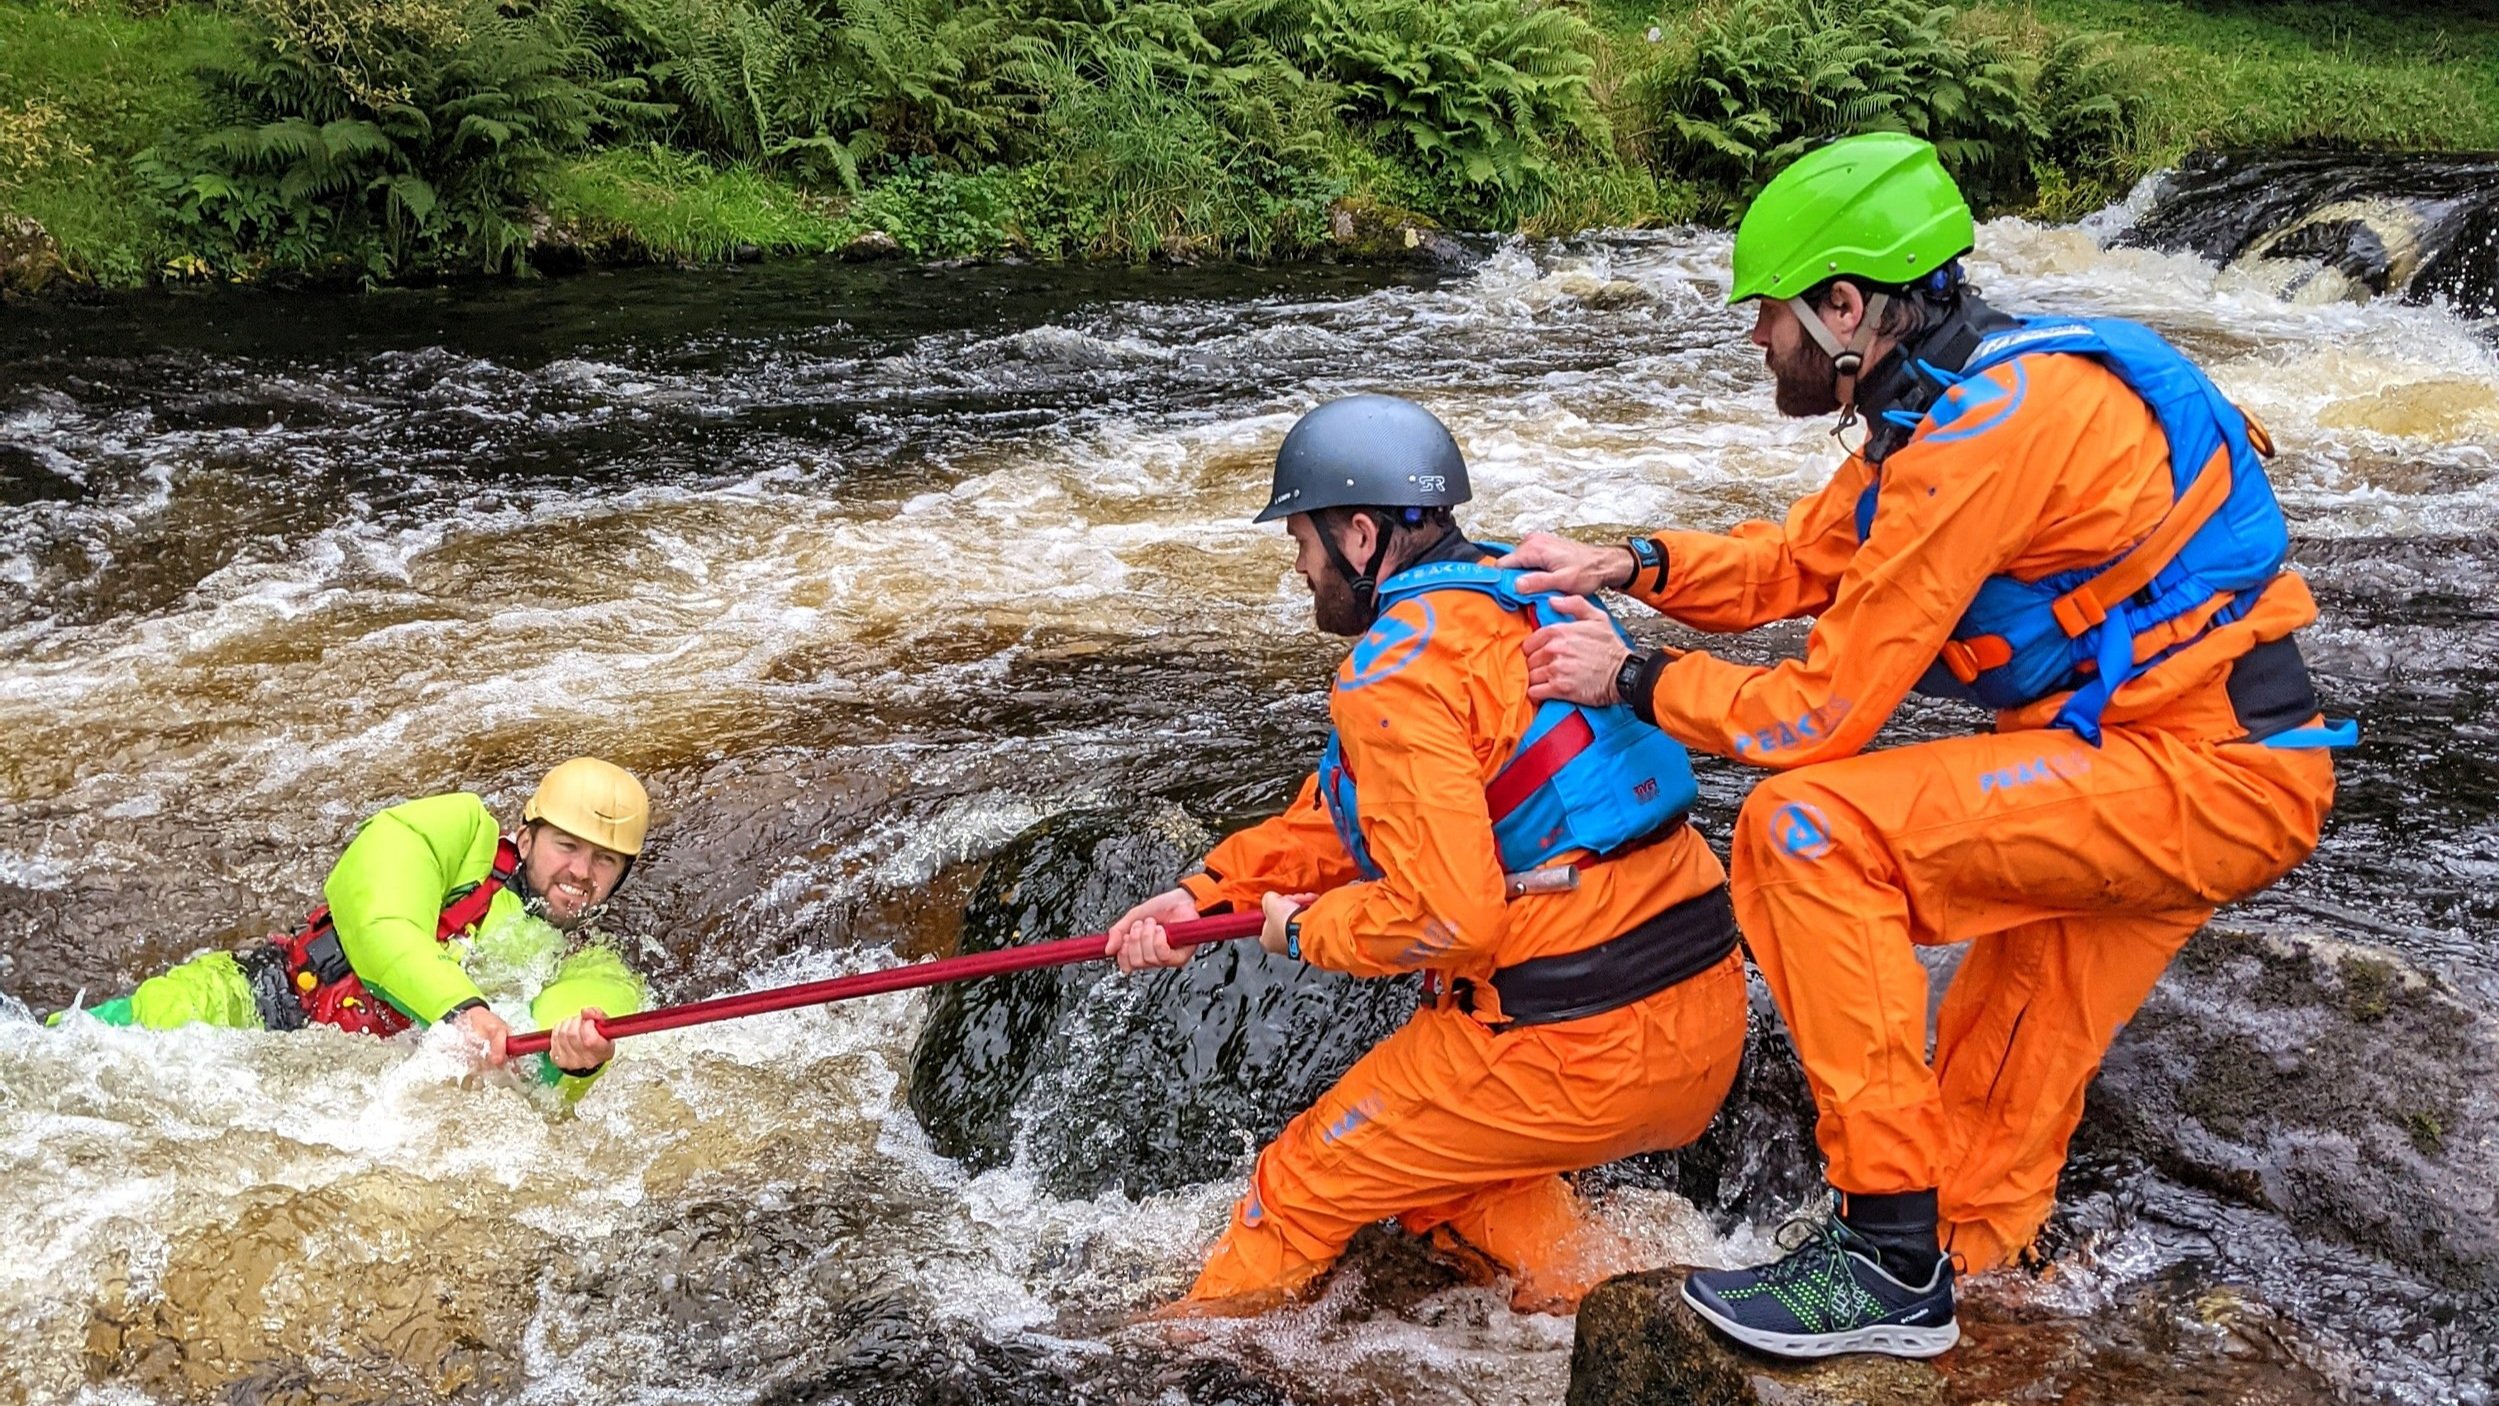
[1755,1214,1853,1287]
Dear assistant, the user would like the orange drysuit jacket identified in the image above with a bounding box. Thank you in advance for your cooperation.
[1173,548,1745,1306]
[1181,559,1725,1000]
[1617,349,2335,1271]
[1627,352,2317,757]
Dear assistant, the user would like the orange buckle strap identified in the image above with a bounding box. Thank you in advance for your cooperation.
[2052,443,2235,639]
[2051,590,2107,639]
[1938,634,2015,685]
[2241,407,2276,459]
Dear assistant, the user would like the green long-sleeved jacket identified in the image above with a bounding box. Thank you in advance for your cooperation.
[330,793,646,1085]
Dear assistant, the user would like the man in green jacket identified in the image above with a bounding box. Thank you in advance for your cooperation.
[63,758,653,1089]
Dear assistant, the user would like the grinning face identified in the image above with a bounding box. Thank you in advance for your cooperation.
[1285,511,1381,638]
[514,822,630,930]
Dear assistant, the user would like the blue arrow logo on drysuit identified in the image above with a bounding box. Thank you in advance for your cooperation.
[1342,601,1435,691]
[1923,363,2027,444]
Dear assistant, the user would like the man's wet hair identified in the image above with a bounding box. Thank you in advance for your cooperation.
[1314,504,1459,544]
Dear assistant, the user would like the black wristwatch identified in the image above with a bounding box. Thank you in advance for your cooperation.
[1624,536,1666,593]
[1615,647,1664,724]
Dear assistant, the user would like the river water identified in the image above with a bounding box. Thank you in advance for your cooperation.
[2,203,2495,1405]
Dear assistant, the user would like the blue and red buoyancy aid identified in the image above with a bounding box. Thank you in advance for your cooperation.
[1857,316,2354,747]
[1318,561,1700,881]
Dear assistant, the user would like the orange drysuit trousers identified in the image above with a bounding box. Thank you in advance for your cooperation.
[1188,948,1747,1309]
[1731,724,2334,1272]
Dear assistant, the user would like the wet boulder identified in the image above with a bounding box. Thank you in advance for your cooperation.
[2083,929,2499,1294]
[2123,149,2499,317]
[1569,1267,2351,1406]
[1326,197,1471,266]
[1568,1274,1938,1406]
[906,806,1416,1199]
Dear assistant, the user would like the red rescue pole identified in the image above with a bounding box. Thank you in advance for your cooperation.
[504,911,1269,1058]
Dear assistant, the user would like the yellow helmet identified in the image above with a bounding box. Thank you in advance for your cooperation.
[523,757,650,856]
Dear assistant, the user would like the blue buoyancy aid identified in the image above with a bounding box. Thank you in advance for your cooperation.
[1856,316,2318,743]
[1318,560,1701,880]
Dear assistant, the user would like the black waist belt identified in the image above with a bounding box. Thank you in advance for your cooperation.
[1457,884,1740,1032]
[2226,634,2321,742]
[238,941,308,1033]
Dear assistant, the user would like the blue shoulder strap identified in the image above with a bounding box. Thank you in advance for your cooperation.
[1375,556,1642,647]
[1374,560,1534,612]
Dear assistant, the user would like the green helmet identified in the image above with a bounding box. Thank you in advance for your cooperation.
[1727,133,1975,305]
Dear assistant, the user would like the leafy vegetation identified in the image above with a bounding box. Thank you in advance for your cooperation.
[3,0,2497,287]
[136,0,660,279]
[1640,0,2040,218]
[1284,0,1606,208]
[0,0,241,284]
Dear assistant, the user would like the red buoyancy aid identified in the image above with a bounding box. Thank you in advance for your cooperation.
[271,836,523,1036]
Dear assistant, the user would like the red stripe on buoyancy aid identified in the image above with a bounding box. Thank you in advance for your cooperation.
[1863,317,2291,739]
[1483,710,1595,821]
[1318,559,1698,879]
[279,836,524,1036]
[435,835,522,939]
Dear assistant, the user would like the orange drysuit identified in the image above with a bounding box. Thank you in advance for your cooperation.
[1621,350,2336,1271]
[1177,548,1747,1309]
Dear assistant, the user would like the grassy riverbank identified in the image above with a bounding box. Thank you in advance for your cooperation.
[3,0,2496,288]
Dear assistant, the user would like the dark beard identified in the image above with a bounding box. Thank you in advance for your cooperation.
[1769,330,1842,417]
[1311,567,1374,637]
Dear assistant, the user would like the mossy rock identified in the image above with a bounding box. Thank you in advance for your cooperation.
[1,215,69,296]
[1326,196,1470,265]
[2084,929,2499,1291]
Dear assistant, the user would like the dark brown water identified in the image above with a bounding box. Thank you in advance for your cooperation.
[2,208,2495,1404]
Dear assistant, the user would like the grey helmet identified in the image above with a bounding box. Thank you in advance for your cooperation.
[1255,394,1472,523]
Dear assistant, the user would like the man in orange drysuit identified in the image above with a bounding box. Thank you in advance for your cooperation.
[1506,133,2348,1359]
[1106,393,1749,1313]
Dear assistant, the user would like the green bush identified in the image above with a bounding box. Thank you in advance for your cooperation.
[138,0,662,278]
[1641,0,2040,218]
[594,0,1010,189]
[1283,0,1607,208]
[0,0,244,284]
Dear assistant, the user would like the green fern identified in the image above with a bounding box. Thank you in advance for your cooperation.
[1640,0,2048,220]
[1278,0,1604,204]
[596,0,1011,190]
[143,0,661,278]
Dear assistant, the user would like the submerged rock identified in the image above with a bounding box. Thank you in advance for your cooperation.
[906,806,1415,1199]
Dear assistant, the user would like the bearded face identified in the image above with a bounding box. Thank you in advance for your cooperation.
[1309,567,1373,637]
[1767,318,1843,417]
[1286,512,1387,638]
[515,823,628,931]
[1279,516,1379,639]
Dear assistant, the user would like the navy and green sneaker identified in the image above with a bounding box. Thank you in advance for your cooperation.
[1682,1215,1958,1359]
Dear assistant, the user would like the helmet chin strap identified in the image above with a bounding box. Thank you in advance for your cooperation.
[1319,511,1398,623]
[1786,291,1890,433]
[1320,510,1456,626]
